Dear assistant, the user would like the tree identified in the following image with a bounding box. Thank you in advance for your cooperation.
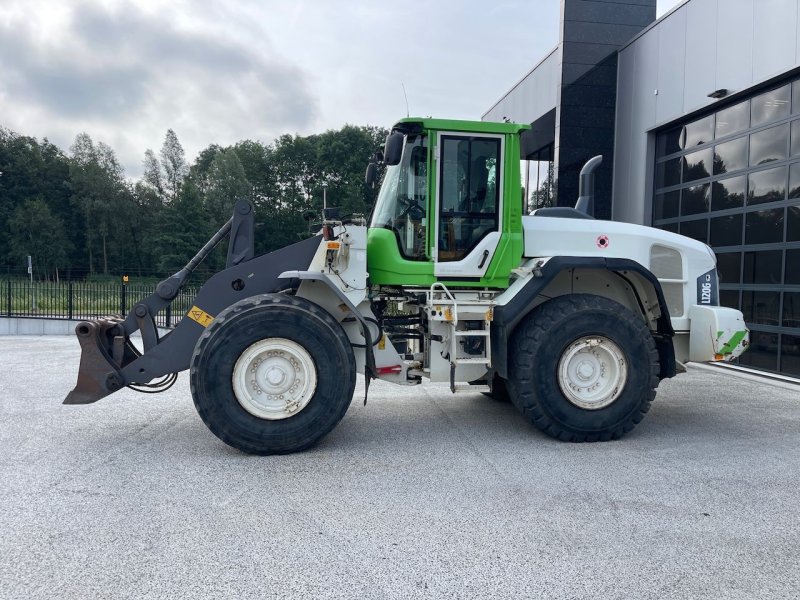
[69,133,130,275]
[205,148,252,223]
[151,180,212,275]
[142,148,165,201]
[315,125,388,215]
[528,162,556,212]
[0,121,391,277]
[188,143,223,194]
[160,129,188,202]
[0,128,74,272]
[8,198,71,280]
[233,140,276,204]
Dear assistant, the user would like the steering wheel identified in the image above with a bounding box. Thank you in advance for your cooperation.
[399,196,424,219]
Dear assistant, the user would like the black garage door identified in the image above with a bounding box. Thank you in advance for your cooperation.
[653,79,800,375]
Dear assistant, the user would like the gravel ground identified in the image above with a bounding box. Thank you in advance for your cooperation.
[1,335,799,599]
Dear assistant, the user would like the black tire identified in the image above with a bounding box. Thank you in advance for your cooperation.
[506,294,659,442]
[190,294,356,455]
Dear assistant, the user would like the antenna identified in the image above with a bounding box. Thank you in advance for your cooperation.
[401,82,410,117]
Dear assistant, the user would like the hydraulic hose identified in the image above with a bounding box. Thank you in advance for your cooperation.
[185,218,233,273]
[156,218,233,301]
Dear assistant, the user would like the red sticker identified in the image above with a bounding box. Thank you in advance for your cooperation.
[596,235,609,249]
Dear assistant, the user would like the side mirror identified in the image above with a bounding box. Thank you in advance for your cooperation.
[365,162,378,187]
[384,132,404,166]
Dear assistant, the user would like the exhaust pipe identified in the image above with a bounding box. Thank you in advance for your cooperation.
[575,155,603,217]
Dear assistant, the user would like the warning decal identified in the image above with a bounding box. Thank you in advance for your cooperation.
[187,306,214,327]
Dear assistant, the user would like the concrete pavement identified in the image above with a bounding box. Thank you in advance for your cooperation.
[1,336,799,599]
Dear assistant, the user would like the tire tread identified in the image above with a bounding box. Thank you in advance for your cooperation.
[190,294,356,455]
[507,294,660,443]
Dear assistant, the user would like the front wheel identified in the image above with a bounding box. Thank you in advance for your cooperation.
[507,294,659,442]
[190,294,356,454]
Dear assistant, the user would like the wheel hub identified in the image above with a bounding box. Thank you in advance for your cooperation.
[576,361,595,380]
[265,366,286,387]
[232,338,317,420]
[557,336,627,410]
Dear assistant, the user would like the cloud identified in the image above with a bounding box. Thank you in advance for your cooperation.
[0,0,681,180]
[0,30,150,119]
[0,0,318,176]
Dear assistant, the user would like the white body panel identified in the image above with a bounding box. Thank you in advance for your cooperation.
[296,226,369,309]
[435,231,501,278]
[522,215,716,332]
[281,225,411,384]
[518,215,749,364]
[688,305,749,362]
[522,215,713,271]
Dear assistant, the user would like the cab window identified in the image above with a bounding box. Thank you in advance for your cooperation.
[369,135,428,260]
[438,136,500,262]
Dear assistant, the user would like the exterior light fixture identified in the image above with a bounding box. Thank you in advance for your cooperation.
[708,89,729,99]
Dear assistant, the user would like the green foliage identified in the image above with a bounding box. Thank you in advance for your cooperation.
[205,148,252,223]
[160,129,189,202]
[0,128,72,272]
[8,198,71,280]
[152,180,213,274]
[68,133,134,275]
[0,123,388,279]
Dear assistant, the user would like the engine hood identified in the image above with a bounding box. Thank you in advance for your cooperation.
[522,215,715,270]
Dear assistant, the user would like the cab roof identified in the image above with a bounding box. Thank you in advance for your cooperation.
[394,117,530,135]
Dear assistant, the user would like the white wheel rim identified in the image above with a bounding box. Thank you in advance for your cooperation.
[232,338,317,420]
[557,336,627,410]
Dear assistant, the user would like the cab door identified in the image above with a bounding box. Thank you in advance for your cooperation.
[434,132,504,278]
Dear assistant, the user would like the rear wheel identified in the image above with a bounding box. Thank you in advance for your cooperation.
[506,294,659,442]
[190,294,356,454]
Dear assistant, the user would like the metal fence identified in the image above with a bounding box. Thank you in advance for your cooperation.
[0,279,199,328]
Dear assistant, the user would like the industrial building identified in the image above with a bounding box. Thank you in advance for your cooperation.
[485,0,800,375]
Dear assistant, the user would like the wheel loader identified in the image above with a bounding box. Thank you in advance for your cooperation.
[65,118,749,454]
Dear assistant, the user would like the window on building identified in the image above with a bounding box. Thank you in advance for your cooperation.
[520,144,554,213]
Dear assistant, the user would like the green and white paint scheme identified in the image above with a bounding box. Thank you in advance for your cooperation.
[360,118,748,366]
[65,117,752,454]
[367,118,528,289]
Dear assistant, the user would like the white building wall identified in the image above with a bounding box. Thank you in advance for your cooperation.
[613,0,800,224]
[483,47,560,124]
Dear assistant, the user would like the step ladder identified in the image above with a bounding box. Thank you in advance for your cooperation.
[428,283,493,393]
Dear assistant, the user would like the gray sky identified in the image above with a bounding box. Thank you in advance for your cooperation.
[0,0,683,177]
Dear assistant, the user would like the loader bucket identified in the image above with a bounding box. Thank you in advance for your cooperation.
[64,319,127,404]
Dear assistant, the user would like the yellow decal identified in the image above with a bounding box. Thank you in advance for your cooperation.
[326,241,341,250]
[187,306,214,327]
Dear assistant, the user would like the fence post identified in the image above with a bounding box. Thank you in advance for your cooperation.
[68,281,74,320]
[5,280,10,317]
[120,282,127,316]
[166,303,172,328]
